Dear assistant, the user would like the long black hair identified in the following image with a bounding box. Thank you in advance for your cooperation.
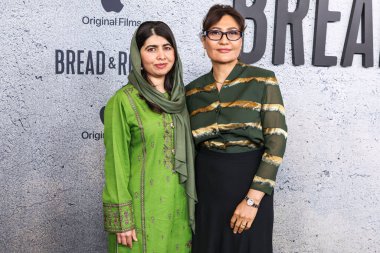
[135,21,178,113]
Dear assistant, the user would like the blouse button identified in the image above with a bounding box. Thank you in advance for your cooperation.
[170,122,174,129]
[212,129,217,134]
[171,149,175,154]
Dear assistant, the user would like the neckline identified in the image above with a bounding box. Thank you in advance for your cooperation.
[209,61,244,88]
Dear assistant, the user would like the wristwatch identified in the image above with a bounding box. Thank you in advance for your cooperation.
[244,196,260,208]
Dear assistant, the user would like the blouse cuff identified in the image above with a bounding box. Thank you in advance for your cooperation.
[250,176,275,195]
[103,201,135,233]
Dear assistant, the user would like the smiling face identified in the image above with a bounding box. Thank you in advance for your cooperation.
[140,34,175,80]
[202,15,243,65]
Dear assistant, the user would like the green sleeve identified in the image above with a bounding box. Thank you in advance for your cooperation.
[251,73,288,195]
[102,91,135,233]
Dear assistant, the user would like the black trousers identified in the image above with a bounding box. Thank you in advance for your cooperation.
[192,148,273,253]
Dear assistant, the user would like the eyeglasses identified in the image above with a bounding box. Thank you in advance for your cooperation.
[202,30,243,41]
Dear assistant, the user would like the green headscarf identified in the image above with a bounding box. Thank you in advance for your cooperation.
[128,29,197,231]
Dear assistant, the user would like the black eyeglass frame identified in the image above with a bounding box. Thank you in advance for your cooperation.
[202,30,244,41]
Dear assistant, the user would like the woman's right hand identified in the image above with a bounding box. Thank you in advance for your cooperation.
[117,229,138,248]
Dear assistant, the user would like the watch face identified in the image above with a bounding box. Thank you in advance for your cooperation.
[247,199,254,206]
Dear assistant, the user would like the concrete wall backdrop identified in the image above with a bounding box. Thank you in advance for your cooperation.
[0,0,379,252]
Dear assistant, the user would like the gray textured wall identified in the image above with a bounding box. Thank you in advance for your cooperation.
[1,0,379,252]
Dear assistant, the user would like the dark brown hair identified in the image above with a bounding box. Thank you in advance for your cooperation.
[202,4,245,32]
[135,21,178,113]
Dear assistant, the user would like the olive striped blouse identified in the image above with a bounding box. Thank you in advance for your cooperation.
[185,62,287,195]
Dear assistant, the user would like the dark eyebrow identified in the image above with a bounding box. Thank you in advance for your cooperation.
[145,45,158,49]
[145,43,172,48]
[209,27,239,31]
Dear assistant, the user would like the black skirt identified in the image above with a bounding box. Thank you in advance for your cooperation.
[192,148,273,253]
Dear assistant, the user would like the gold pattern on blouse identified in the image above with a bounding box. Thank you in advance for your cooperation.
[192,122,262,138]
[253,175,276,187]
[190,100,262,117]
[186,76,278,96]
[261,104,286,115]
[202,140,261,150]
[262,152,283,166]
[263,128,288,139]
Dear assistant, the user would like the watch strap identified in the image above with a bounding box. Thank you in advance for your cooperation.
[244,196,260,208]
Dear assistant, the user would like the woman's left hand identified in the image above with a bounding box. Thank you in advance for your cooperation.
[230,189,264,234]
[230,200,258,234]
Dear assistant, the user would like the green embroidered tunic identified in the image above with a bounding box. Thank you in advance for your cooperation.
[185,62,287,195]
[103,84,192,253]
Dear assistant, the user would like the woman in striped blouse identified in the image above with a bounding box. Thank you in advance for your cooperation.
[186,5,287,253]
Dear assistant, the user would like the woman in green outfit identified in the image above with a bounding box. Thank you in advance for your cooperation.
[102,21,196,253]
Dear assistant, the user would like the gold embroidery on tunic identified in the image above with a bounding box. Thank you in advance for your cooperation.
[124,88,148,252]
[162,113,174,171]
[103,201,134,232]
